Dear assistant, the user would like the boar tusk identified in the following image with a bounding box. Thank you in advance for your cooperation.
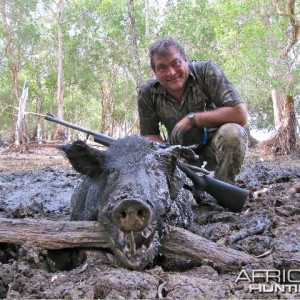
[128,231,136,258]
[112,248,141,270]
[118,229,125,244]
[142,228,151,238]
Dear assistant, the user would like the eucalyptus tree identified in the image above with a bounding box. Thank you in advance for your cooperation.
[159,0,217,60]
[0,0,46,144]
[53,0,67,139]
[59,0,136,137]
[35,0,78,140]
[60,0,160,137]
[210,0,299,153]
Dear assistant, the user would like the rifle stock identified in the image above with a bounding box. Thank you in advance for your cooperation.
[178,163,248,212]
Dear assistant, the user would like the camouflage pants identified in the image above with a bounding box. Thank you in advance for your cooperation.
[197,123,248,184]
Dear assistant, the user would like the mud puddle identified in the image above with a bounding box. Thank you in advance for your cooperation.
[0,145,300,299]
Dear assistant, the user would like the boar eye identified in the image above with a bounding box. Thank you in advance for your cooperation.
[107,167,119,180]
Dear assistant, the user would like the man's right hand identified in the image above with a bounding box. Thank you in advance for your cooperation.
[170,117,192,145]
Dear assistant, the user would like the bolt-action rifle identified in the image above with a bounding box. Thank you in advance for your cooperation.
[45,112,249,212]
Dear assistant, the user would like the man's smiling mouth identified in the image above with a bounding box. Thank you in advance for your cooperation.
[167,76,181,82]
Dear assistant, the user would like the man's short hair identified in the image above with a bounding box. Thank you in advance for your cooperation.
[149,37,186,70]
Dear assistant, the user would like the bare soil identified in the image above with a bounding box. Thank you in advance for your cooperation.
[0,143,300,299]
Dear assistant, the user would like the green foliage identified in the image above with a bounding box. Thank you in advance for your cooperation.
[159,0,217,60]
[208,0,299,128]
[0,0,299,142]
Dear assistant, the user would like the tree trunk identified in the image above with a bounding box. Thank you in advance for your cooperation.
[99,85,108,134]
[271,88,284,131]
[128,0,143,90]
[15,82,28,146]
[110,96,116,137]
[278,0,299,58]
[54,0,66,140]
[279,94,298,151]
[267,0,299,154]
[244,124,258,148]
[266,94,298,154]
[0,218,257,272]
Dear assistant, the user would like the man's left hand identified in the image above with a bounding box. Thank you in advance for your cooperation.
[170,117,192,145]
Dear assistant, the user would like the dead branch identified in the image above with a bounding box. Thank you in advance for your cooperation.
[0,104,15,117]
[0,104,47,119]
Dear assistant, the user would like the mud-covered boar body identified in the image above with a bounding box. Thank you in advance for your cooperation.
[60,136,194,269]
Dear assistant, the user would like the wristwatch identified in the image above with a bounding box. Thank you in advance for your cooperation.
[187,112,197,127]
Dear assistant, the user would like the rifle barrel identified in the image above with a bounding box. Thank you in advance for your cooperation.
[45,113,116,147]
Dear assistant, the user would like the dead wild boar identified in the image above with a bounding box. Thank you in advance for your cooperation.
[59,135,196,270]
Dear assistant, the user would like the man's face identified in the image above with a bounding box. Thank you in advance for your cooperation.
[152,47,189,98]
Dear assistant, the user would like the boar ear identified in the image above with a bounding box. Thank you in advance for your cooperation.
[158,153,182,200]
[160,145,199,163]
[58,140,106,177]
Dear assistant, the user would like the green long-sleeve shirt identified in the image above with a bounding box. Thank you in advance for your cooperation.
[138,60,244,146]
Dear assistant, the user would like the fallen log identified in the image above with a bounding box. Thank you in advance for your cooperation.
[0,217,257,271]
[0,218,110,249]
[161,227,257,272]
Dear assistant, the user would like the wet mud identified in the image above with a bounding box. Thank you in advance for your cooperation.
[0,146,300,299]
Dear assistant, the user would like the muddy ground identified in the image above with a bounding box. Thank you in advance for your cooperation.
[0,142,300,299]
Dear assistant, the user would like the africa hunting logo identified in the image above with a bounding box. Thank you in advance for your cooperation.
[235,269,300,293]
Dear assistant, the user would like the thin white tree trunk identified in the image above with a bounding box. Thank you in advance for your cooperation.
[271,88,283,130]
[15,82,28,145]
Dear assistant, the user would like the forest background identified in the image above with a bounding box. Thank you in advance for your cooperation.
[0,0,299,154]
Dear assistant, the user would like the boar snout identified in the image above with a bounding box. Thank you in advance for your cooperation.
[112,199,151,232]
